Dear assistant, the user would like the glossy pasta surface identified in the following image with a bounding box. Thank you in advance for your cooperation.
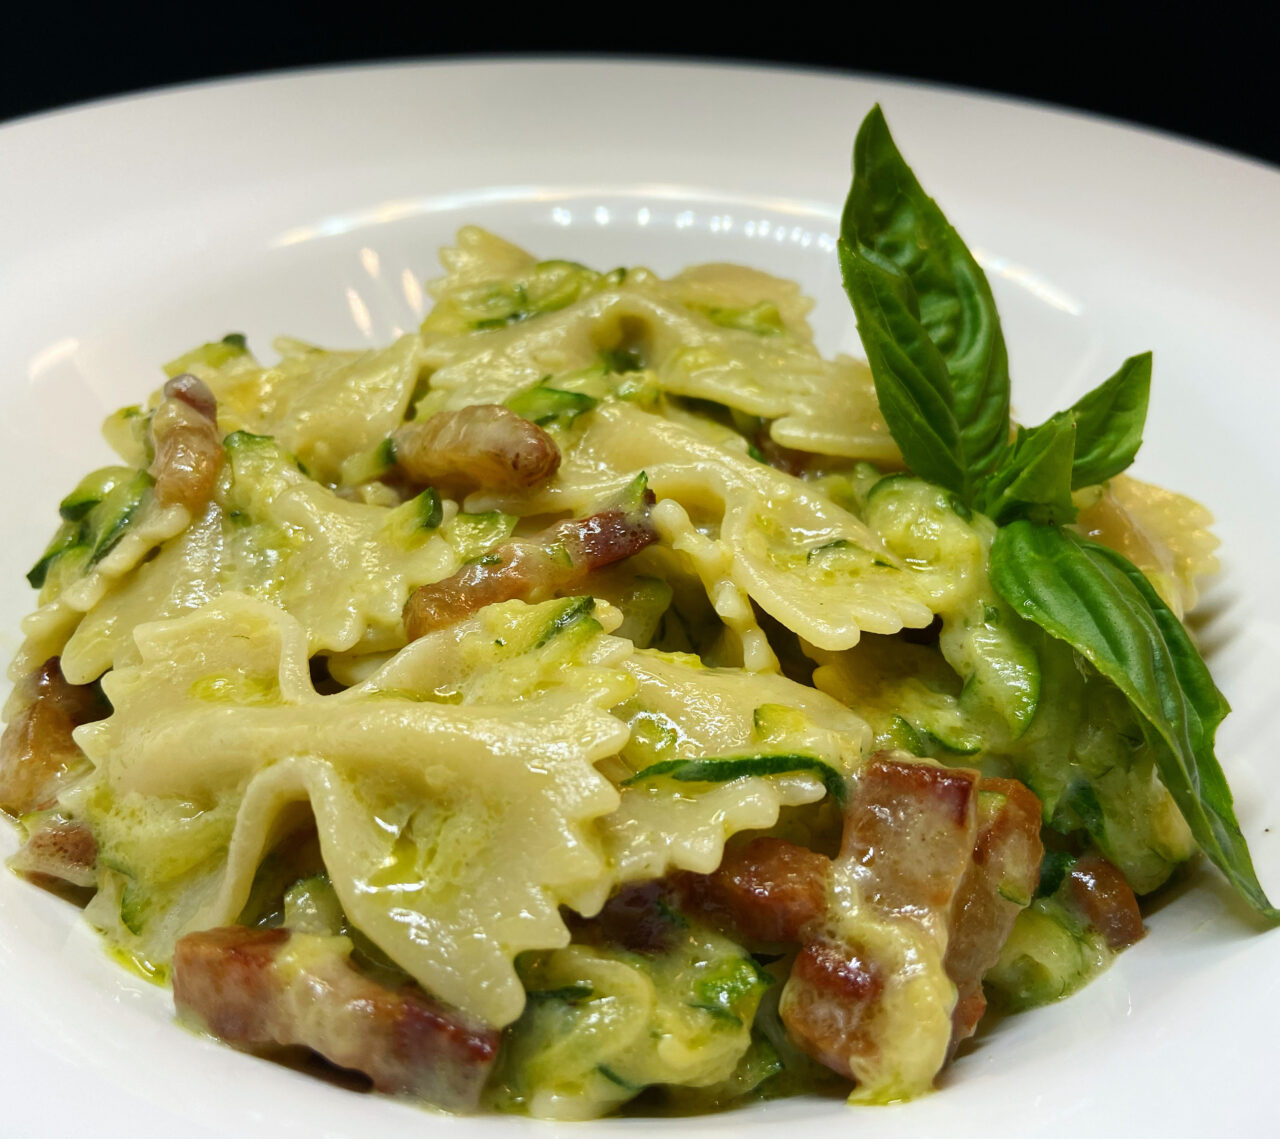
[1,229,1218,1117]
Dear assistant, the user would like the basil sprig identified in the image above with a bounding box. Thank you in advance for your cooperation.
[839,106,1275,917]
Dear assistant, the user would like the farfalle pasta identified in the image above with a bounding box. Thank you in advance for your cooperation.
[3,105,1263,1121]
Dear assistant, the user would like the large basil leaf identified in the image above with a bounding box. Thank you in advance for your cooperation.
[1067,351,1152,488]
[989,520,1277,918]
[841,105,1010,500]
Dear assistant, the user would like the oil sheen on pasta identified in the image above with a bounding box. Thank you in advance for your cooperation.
[2,228,1218,1118]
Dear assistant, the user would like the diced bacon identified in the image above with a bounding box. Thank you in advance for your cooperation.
[776,755,982,1086]
[672,754,1046,1093]
[753,430,812,478]
[1063,852,1145,950]
[404,542,550,638]
[393,404,560,494]
[944,777,1044,1050]
[570,881,683,954]
[165,372,218,420]
[778,940,884,1082]
[839,753,980,913]
[560,508,655,567]
[9,816,97,889]
[404,507,656,639]
[0,657,103,816]
[150,373,223,511]
[173,926,499,1111]
[675,837,829,945]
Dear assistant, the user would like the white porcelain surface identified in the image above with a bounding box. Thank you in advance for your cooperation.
[1,59,1278,1138]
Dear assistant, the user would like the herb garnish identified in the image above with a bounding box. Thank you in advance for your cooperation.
[839,105,1276,918]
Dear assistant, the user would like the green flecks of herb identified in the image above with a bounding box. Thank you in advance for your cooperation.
[654,897,689,929]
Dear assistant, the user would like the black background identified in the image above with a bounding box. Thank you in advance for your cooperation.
[3,5,1278,168]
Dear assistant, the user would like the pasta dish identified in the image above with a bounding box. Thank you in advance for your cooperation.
[1,107,1270,1118]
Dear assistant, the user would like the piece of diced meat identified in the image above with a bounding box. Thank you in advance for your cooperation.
[164,372,218,420]
[1063,852,1145,950]
[944,777,1044,1050]
[776,756,981,1087]
[668,754,1045,1095]
[675,837,829,946]
[0,658,104,816]
[9,816,97,889]
[568,881,686,955]
[559,508,655,567]
[150,374,224,511]
[404,507,656,639]
[404,542,552,638]
[777,940,884,1082]
[839,753,980,913]
[173,926,499,1111]
[393,404,560,494]
[777,755,1045,1096]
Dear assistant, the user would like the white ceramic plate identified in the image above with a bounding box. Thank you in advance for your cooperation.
[2,59,1278,1138]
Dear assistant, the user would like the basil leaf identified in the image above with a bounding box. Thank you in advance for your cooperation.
[1068,351,1152,488]
[979,413,1077,526]
[989,520,1277,918]
[841,105,1010,499]
[621,753,848,808]
[837,244,968,496]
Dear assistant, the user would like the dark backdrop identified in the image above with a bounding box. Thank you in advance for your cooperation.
[4,5,1277,168]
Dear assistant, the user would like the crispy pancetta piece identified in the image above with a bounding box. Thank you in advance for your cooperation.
[404,507,656,639]
[678,753,1045,1091]
[173,926,500,1111]
[944,777,1044,1049]
[569,880,685,954]
[150,373,223,511]
[675,836,828,946]
[838,757,980,914]
[393,404,560,495]
[0,657,104,816]
[9,816,97,889]
[779,940,885,1079]
[778,756,983,1083]
[1061,851,1144,950]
